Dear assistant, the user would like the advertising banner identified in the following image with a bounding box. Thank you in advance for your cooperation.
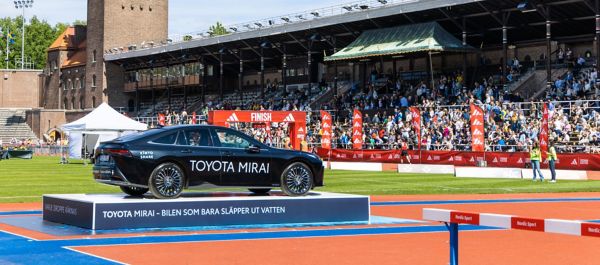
[470,104,485,152]
[409,107,421,149]
[352,109,363,149]
[540,103,549,161]
[320,111,332,149]
[315,148,600,171]
[158,113,166,126]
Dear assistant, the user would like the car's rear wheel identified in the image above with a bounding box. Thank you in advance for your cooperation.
[280,162,313,196]
[120,186,148,197]
[148,162,185,199]
[248,188,271,194]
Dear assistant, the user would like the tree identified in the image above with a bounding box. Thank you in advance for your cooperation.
[0,16,73,69]
[207,22,229,37]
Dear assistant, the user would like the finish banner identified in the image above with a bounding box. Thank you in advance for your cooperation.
[158,113,166,126]
[540,103,549,160]
[320,111,332,149]
[409,107,421,150]
[352,109,363,149]
[470,104,485,152]
[315,148,600,170]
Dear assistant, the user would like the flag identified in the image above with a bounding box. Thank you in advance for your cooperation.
[409,107,421,150]
[191,112,197,124]
[352,109,363,149]
[470,104,485,152]
[540,103,549,161]
[158,113,166,126]
[320,110,332,149]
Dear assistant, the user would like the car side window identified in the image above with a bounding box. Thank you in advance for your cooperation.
[185,128,212,147]
[152,132,178,145]
[214,128,251,149]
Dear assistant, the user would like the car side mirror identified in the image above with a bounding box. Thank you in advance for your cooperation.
[246,145,260,153]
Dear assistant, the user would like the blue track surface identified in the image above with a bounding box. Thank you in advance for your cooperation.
[1,196,599,264]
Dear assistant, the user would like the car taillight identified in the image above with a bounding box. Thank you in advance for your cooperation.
[106,148,132,157]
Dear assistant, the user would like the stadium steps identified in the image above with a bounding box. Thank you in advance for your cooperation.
[0,109,38,144]
[511,68,568,100]
[508,69,536,93]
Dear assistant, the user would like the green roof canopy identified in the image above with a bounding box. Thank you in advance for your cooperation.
[324,22,477,62]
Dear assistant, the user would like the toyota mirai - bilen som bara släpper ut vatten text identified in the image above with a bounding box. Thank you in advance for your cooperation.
[92,125,324,199]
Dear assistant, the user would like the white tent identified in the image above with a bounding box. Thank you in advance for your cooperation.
[61,103,148,159]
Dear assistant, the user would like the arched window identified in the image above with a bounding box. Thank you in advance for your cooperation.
[63,98,68,109]
[92,75,97,88]
[80,77,85,89]
[71,97,76,109]
[92,96,96,108]
[92,50,97,63]
[79,97,85,109]
[75,78,80,89]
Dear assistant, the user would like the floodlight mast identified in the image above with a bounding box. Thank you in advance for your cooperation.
[14,0,34,70]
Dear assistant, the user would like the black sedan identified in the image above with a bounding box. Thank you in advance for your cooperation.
[93,125,324,199]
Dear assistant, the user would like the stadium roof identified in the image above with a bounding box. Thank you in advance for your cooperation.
[105,0,599,71]
[324,22,477,61]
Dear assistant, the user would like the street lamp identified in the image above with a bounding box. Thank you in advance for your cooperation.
[14,0,33,70]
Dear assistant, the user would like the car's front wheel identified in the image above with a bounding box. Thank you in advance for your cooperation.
[148,162,185,199]
[120,186,149,197]
[280,162,313,196]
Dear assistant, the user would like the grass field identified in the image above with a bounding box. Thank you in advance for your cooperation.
[1,156,600,203]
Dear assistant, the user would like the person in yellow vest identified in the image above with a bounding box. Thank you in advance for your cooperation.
[529,141,544,182]
[547,142,557,183]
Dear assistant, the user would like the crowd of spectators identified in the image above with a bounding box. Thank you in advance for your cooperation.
[140,51,600,154]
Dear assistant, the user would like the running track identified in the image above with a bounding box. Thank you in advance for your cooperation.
[2,193,600,265]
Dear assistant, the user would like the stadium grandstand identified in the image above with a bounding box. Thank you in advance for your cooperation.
[4,0,600,156]
[97,0,600,153]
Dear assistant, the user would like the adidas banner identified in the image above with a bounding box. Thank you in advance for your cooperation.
[409,107,421,150]
[314,148,600,170]
[540,103,549,160]
[320,111,332,149]
[352,109,363,149]
[470,104,485,152]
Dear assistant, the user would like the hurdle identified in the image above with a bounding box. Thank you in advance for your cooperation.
[423,208,600,265]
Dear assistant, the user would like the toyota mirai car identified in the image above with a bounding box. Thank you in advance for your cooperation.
[92,125,324,199]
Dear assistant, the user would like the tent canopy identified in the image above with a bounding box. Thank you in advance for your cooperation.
[324,22,477,62]
[61,103,147,132]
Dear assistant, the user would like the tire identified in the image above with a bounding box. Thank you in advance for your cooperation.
[280,162,313,196]
[248,188,271,194]
[148,162,185,199]
[120,186,149,197]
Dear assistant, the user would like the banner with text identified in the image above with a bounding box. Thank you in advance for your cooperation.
[540,103,549,160]
[320,111,332,149]
[315,148,600,171]
[409,107,421,150]
[470,104,485,152]
[352,109,363,149]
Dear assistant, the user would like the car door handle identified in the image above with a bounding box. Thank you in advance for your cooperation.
[181,149,192,154]
[223,151,233,156]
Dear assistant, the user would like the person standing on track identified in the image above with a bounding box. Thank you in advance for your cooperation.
[547,141,557,183]
[529,141,544,182]
[400,141,411,164]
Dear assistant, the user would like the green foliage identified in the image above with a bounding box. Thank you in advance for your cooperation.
[0,16,71,69]
[2,157,600,203]
[183,35,192,41]
[207,21,230,37]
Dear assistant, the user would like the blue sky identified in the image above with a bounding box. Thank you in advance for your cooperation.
[0,0,343,35]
